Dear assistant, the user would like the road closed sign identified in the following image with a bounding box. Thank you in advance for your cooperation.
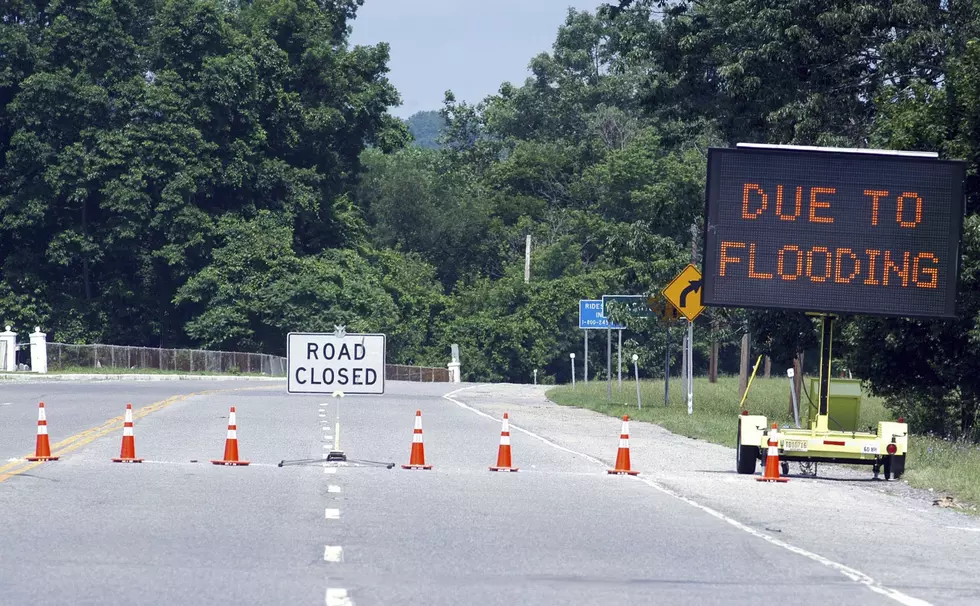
[287,332,386,394]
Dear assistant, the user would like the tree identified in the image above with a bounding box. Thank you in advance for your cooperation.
[405,110,446,149]
[0,0,404,348]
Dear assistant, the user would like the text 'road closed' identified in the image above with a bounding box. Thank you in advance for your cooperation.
[286,333,386,395]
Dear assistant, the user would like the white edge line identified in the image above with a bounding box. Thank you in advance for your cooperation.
[945,526,980,532]
[443,385,932,606]
[325,588,352,606]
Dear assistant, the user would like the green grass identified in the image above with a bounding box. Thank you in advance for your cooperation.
[547,376,889,448]
[904,438,980,510]
[547,376,980,509]
[0,366,272,377]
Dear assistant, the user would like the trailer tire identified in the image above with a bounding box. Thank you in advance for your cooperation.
[736,427,759,475]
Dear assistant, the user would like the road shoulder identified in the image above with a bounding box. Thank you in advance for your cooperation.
[449,383,980,606]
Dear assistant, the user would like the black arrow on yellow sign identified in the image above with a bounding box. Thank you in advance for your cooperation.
[679,279,703,308]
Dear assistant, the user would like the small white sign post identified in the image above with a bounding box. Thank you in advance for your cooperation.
[287,329,386,395]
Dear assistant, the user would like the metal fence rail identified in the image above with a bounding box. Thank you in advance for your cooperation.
[385,364,450,383]
[42,343,450,381]
[47,343,287,376]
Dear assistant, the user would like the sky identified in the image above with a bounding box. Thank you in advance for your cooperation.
[348,0,606,119]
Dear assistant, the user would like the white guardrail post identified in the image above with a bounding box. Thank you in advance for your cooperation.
[30,327,47,374]
[447,361,461,383]
[0,326,16,371]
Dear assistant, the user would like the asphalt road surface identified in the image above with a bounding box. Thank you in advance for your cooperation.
[0,380,947,605]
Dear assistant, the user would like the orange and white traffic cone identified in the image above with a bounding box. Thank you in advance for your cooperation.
[401,410,432,470]
[26,402,59,461]
[607,415,639,475]
[112,404,143,463]
[211,407,250,466]
[757,423,789,483]
[489,412,518,472]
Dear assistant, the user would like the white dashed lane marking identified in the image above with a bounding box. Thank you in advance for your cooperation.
[325,508,340,520]
[324,467,337,474]
[327,485,341,493]
[325,588,352,606]
[323,545,344,562]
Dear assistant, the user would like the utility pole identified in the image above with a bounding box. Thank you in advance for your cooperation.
[524,234,532,284]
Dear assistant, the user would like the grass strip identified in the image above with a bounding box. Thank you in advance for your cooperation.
[547,376,980,510]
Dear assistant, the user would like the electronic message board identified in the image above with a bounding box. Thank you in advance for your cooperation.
[703,147,965,318]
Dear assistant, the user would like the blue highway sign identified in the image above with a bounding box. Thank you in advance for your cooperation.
[579,299,625,330]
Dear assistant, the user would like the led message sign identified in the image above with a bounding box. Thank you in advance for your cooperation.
[703,147,966,318]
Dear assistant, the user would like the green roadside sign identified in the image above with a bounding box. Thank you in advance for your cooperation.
[601,295,653,320]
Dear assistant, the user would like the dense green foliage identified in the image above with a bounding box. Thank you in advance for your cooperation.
[5,1,980,437]
[405,110,445,149]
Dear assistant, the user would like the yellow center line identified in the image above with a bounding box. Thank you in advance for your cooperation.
[0,384,281,483]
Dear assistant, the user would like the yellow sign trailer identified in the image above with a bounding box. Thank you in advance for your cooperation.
[736,315,909,480]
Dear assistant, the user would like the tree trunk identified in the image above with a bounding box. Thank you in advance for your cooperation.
[709,339,718,383]
[81,199,92,302]
[763,356,771,378]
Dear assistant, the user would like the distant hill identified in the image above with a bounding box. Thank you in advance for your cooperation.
[405,110,446,149]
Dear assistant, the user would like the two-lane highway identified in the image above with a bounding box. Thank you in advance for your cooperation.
[0,380,898,605]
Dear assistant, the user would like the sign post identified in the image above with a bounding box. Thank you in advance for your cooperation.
[686,320,694,415]
[664,328,670,407]
[663,266,706,413]
[570,353,576,390]
[579,299,624,387]
[287,329,386,395]
[632,354,641,409]
[606,326,612,401]
[617,329,622,391]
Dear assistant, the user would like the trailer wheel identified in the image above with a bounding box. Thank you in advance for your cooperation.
[736,426,759,475]
[884,454,906,480]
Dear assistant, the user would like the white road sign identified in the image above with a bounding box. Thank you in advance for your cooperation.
[287,332,386,394]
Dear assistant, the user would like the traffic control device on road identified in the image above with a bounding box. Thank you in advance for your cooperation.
[757,423,788,483]
[26,402,59,461]
[211,407,250,466]
[489,412,518,472]
[607,415,639,475]
[112,403,144,463]
[402,410,432,470]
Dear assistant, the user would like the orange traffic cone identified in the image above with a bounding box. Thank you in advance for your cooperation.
[757,423,789,483]
[401,410,432,470]
[112,404,143,463]
[211,407,250,466]
[607,415,639,475]
[26,402,59,461]
[489,412,518,472]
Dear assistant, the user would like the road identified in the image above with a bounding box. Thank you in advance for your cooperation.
[0,380,965,605]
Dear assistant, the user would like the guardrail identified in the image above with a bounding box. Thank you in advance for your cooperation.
[46,343,287,376]
[386,364,451,382]
[10,339,455,382]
